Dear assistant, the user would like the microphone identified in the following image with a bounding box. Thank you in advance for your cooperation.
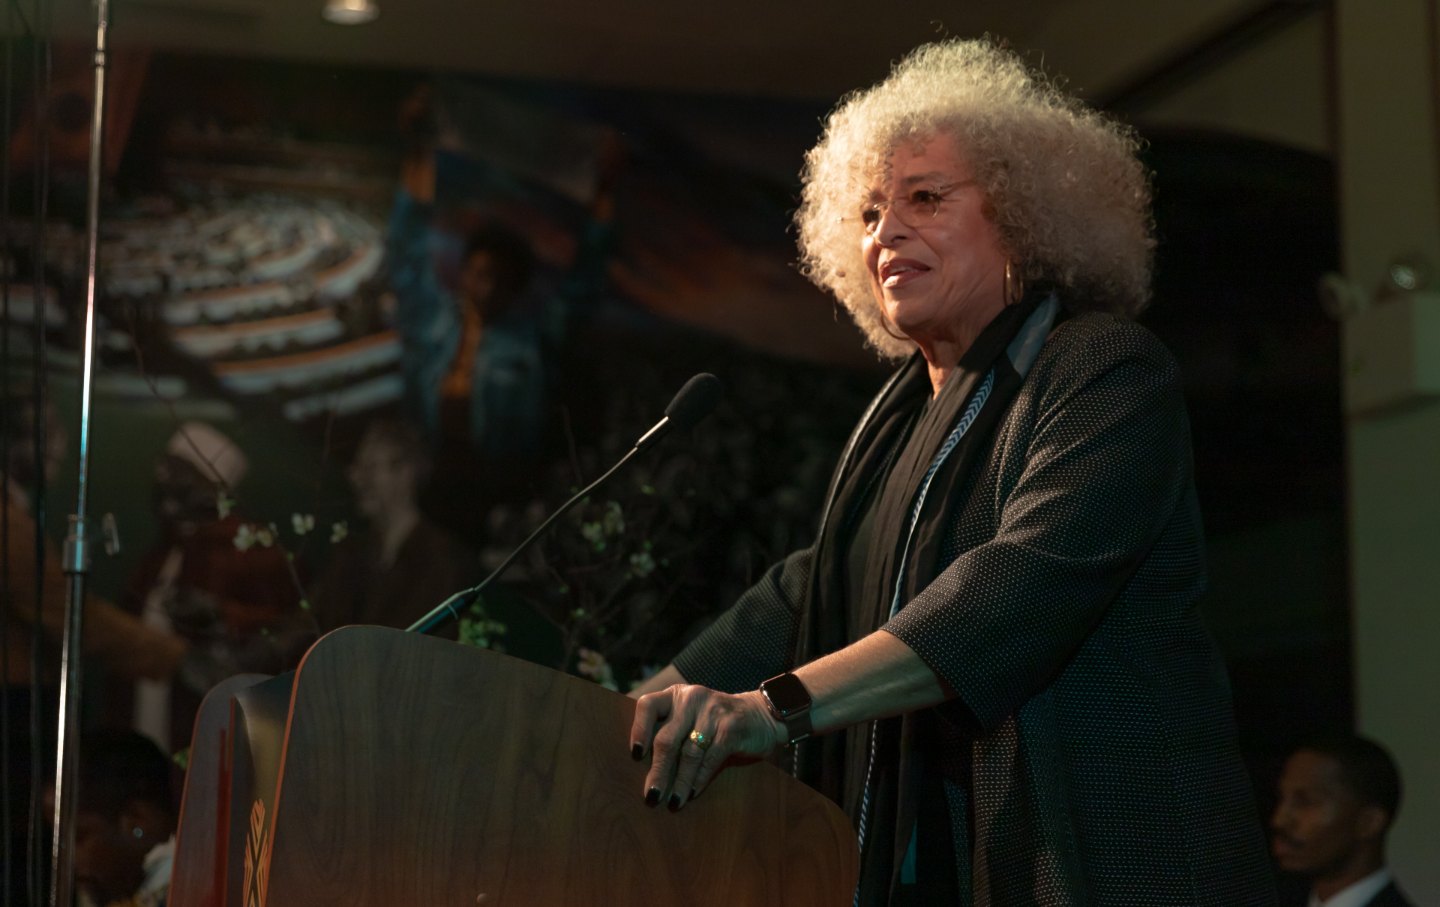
[407,373,723,636]
[634,372,723,451]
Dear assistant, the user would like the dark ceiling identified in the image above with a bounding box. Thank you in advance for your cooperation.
[35,0,1281,103]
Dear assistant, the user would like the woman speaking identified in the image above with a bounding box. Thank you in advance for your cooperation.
[630,38,1274,905]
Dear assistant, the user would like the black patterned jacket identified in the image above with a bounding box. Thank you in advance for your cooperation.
[674,313,1277,906]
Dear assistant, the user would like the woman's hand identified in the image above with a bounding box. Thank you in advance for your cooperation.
[627,632,947,812]
[629,684,786,811]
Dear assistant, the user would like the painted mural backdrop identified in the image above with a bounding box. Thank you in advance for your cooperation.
[3,49,884,687]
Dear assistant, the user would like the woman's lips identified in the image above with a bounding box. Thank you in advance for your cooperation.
[879,258,929,288]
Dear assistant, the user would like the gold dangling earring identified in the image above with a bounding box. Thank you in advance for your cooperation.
[1004,260,1026,307]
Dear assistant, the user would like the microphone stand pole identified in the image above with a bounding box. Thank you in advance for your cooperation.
[49,0,110,902]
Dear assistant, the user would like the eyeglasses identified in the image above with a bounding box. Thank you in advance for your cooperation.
[855,180,978,234]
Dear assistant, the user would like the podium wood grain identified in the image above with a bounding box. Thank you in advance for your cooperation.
[170,672,269,907]
[253,626,857,906]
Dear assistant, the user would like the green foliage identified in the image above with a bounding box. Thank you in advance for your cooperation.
[457,597,509,651]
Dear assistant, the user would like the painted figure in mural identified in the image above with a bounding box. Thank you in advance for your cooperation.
[1272,734,1416,907]
[1,393,192,703]
[385,85,619,541]
[2,389,189,907]
[627,39,1275,904]
[388,85,550,465]
[47,729,177,907]
[120,422,314,753]
[311,418,476,632]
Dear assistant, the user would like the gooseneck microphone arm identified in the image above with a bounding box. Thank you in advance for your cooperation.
[406,445,642,635]
[407,373,722,637]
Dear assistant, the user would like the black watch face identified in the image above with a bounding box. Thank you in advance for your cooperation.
[762,673,811,718]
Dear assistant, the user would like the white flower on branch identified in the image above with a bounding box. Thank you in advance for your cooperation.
[577,647,618,691]
[233,523,256,551]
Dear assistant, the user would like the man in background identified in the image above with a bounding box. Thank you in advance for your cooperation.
[52,729,177,907]
[1272,733,1416,907]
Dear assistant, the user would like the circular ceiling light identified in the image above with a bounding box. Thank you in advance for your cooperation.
[322,0,379,24]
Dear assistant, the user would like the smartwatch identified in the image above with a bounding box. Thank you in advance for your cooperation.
[759,672,813,745]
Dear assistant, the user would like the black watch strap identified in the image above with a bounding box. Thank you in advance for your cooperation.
[759,672,813,745]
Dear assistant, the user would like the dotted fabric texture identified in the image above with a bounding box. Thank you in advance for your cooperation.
[673,313,1274,905]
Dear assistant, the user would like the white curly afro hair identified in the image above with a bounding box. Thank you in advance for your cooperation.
[795,38,1156,359]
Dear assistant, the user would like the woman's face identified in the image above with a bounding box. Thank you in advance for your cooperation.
[459,249,497,306]
[153,455,219,529]
[347,434,417,522]
[861,132,1008,352]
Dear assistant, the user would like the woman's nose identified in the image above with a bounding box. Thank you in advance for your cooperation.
[870,204,909,245]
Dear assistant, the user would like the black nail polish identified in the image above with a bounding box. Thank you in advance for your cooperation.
[667,794,683,812]
[631,743,643,761]
[645,787,661,807]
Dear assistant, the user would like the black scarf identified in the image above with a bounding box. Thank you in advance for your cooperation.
[792,289,1060,903]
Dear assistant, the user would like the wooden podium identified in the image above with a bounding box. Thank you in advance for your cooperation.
[170,626,859,906]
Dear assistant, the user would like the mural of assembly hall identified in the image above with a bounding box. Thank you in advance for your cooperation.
[0,266,118,395]
[35,195,397,423]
